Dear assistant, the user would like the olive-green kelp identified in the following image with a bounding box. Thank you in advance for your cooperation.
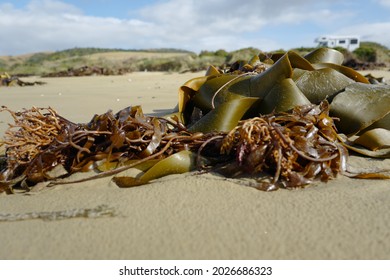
[177,48,389,157]
[1,48,389,193]
[0,101,354,193]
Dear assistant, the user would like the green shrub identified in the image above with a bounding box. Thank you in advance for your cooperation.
[214,49,229,57]
[26,53,49,64]
[199,50,215,57]
[0,59,6,71]
[2,44,388,76]
[225,47,261,64]
[353,47,377,62]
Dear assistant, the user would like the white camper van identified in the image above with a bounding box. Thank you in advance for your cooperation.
[314,36,360,51]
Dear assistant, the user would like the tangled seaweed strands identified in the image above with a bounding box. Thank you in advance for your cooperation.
[219,102,348,191]
[1,100,360,194]
[0,106,70,176]
[0,105,219,193]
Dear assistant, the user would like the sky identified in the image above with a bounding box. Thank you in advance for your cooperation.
[0,0,390,55]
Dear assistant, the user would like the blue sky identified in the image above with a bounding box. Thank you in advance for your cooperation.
[1,0,389,55]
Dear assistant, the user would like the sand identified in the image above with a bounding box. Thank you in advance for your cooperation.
[0,71,390,260]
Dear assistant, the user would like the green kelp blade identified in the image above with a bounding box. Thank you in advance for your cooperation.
[248,50,314,102]
[304,48,344,65]
[292,68,307,81]
[342,141,390,158]
[205,65,221,76]
[313,63,369,84]
[249,52,293,99]
[97,158,161,172]
[286,51,315,71]
[192,74,250,112]
[113,150,198,188]
[181,51,312,116]
[362,111,390,131]
[248,54,263,67]
[269,52,284,63]
[353,128,390,151]
[258,78,311,114]
[178,75,210,113]
[295,68,355,104]
[270,51,314,71]
[341,126,390,159]
[188,97,258,133]
[330,83,390,135]
[349,172,390,179]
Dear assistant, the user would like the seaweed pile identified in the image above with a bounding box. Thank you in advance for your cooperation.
[0,72,46,87]
[0,105,219,193]
[42,66,129,77]
[343,58,388,71]
[1,48,390,194]
[177,48,390,156]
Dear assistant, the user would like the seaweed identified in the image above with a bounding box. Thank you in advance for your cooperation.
[0,105,220,193]
[1,48,389,194]
[0,72,46,87]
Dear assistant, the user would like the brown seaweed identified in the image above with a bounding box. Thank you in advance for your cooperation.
[0,105,219,193]
[1,47,390,194]
[41,66,128,77]
[1,72,46,87]
[219,102,348,190]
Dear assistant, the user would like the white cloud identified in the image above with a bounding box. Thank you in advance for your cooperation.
[135,0,346,50]
[337,22,390,47]
[377,0,390,7]
[0,1,156,54]
[0,0,389,55]
[138,0,343,32]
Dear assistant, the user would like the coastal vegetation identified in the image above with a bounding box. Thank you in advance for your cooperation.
[0,43,389,76]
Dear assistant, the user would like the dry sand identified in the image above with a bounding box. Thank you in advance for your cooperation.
[1,71,390,260]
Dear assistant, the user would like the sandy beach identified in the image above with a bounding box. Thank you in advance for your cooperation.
[1,71,390,260]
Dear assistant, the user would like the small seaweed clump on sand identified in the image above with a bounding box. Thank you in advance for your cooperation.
[1,72,46,87]
[1,48,390,194]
